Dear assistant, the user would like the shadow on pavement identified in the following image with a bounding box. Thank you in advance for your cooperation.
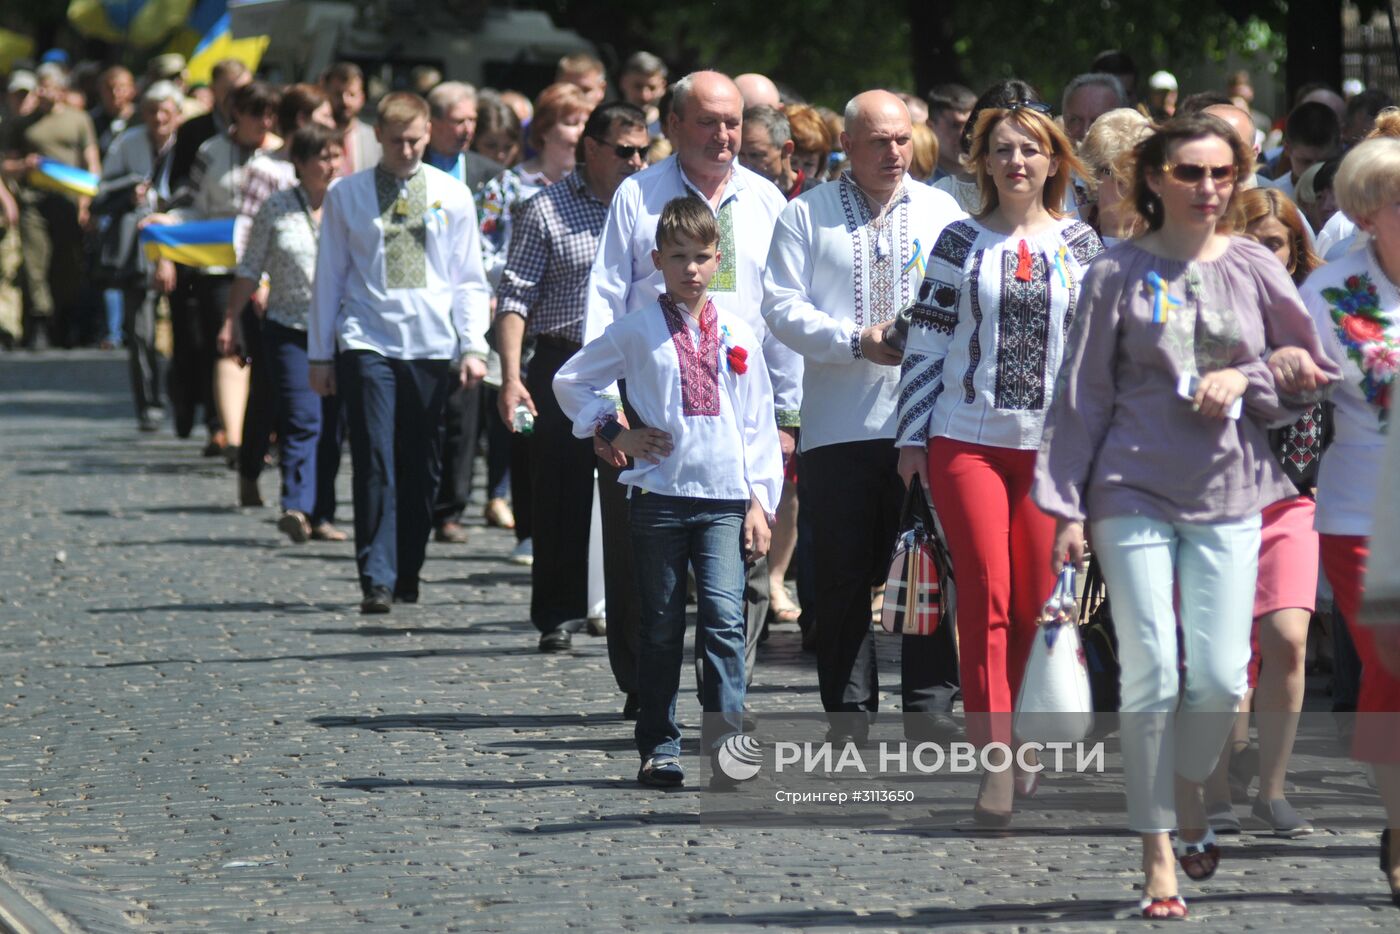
[310,712,618,731]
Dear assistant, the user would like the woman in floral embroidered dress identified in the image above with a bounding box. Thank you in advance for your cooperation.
[1298,136,1400,910]
[1033,113,1339,919]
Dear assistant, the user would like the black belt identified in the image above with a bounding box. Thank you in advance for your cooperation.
[533,333,582,354]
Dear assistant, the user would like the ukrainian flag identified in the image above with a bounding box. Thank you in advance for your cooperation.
[140,218,237,268]
[185,10,269,85]
[27,159,100,199]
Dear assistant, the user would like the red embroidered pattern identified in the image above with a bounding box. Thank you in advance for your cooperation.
[659,295,721,416]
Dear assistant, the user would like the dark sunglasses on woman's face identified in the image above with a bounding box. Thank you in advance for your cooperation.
[1007,100,1053,115]
[1163,161,1236,185]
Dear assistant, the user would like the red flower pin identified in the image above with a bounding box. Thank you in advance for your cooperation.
[727,345,748,374]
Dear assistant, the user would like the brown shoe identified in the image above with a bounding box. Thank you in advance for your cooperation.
[277,509,311,543]
[238,475,263,508]
[310,521,349,542]
[484,497,516,529]
[434,520,469,543]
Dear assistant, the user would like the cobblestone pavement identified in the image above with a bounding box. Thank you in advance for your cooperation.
[1,351,1398,932]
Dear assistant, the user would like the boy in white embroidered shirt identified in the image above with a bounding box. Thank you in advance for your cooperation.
[554,197,783,788]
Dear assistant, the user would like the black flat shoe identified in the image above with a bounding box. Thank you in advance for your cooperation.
[538,628,572,653]
[360,586,392,615]
[1382,828,1400,908]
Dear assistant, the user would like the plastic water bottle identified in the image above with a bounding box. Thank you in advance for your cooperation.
[512,403,535,435]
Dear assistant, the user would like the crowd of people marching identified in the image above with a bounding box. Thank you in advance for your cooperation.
[4,42,1400,918]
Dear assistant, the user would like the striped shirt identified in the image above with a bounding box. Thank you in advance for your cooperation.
[495,172,608,344]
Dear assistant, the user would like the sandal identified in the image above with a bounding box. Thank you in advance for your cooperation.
[1174,827,1221,881]
[637,756,684,788]
[1139,894,1187,920]
[769,585,800,624]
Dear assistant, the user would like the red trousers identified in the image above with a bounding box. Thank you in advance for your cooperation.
[927,437,1056,746]
[1319,533,1400,763]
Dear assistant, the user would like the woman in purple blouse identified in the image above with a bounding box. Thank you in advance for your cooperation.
[1032,114,1338,919]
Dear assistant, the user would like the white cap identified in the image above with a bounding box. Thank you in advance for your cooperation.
[142,80,184,107]
[1148,70,1178,92]
[7,70,36,93]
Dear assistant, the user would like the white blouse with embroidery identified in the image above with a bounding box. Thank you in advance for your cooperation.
[553,296,783,518]
[896,215,1104,450]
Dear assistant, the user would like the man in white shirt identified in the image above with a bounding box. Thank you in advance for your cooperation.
[586,70,795,713]
[308,92,491,614]
[763,90,966,738]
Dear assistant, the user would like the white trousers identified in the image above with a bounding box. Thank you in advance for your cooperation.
[1092,512,1260,832]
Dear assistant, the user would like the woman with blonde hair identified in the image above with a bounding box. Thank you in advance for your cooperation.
[1035,113,1338,917]
[909,122,938,182]
[1204,186,1327,837]
[785,104,831,185]
[1078,107,1153,245]
[898,100,1104,826]
[1299,136,1400,909]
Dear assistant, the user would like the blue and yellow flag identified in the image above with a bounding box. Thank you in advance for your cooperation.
[140,218,236,268]
[185,10,269,85]
[67,0,195,49]
[27,159,99,199]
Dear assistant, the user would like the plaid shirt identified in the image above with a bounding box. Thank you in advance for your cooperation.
[496,172,607,344]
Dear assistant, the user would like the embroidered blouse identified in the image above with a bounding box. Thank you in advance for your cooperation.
[896,216,1104,450]
[552,296,783,518]
[1301,245,1400,535]
[1033,237,1340,525]
[762,173,966,451]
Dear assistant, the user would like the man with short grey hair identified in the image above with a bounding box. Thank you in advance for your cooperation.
[1061,72,1127,144]
[740,104,810,199]
[425,81,502,194]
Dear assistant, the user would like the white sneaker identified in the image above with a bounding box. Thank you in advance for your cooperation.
[510,538,534,566]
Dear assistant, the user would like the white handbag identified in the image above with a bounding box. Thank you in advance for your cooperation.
[1014,566,1094,745]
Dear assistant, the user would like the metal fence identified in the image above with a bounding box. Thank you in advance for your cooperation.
[1343,2,1400,97]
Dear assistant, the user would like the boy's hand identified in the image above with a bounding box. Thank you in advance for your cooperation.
[612,427,673,464]
[743,498,771,562]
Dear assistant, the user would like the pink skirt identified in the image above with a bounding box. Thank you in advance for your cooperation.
[1247,495,1319,688]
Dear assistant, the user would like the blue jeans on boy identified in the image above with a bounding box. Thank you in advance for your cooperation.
[630,492,747,760]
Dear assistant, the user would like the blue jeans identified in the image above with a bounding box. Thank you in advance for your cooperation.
[265,320,341,524]
[630,492,747,760]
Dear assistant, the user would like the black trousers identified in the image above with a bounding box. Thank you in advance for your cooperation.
[526,339,596,632]
[434,380,482,526]
[121,285,162,419]
[169,270,225,437]
[804,439,959,713]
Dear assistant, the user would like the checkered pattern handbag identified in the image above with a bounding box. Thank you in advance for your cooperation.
[881,483,950,636]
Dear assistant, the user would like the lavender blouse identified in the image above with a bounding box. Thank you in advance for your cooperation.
[1033,237,1340,525]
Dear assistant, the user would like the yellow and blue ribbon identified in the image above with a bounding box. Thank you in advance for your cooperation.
[1145,271,1184,324]
[1053,246,1073,290]
[902,237,926,281]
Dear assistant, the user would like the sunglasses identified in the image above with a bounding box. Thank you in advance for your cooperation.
[1007,100,1053,116]
[1163,161,1236,185]
[604,143,647,160]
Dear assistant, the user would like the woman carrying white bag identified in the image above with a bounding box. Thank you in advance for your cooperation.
[1014,565,1094,746]
[1032,114,1338,920]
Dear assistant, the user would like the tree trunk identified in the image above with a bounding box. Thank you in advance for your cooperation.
[1286,0,1344,104]
[909,0,962,96]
